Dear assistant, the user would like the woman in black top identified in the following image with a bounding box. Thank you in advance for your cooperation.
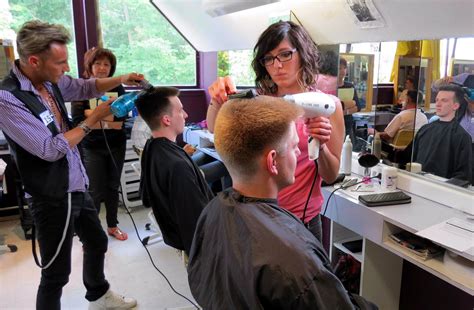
[72,47,128,240]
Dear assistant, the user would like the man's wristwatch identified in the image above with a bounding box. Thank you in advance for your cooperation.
[78,121,92,135]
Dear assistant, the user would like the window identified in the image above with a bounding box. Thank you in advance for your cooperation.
[0,0,78,77]
[98,0,196,86]
[218,49,255,86]
[440,37,474,77]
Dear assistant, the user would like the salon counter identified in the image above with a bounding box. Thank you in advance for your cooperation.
[321,172,473,309]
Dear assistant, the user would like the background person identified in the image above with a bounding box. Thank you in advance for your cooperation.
[0,20,140,310]
[397,76,416,105]
[413,85,472,181]
[71,47,129,241]
[338,57,360,143]
[370,90,428,142]
[314,50,338,96]
[457,87,474,184]
[206,21,345,242]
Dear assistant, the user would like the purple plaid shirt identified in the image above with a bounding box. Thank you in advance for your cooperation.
[0,63,103,194]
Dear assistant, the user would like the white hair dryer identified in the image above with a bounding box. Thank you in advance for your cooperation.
[284,92,336,160]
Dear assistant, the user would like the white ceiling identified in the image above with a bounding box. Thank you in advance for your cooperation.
[151,0,474,51]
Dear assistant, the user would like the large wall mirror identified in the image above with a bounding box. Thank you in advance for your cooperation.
[349,38,473,190]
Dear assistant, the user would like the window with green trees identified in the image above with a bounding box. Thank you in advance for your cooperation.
[98,0,197,86]
[218,49,255,86]
[0,0,78,77]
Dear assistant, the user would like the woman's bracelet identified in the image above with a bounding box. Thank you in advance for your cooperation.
[209,100,221,111]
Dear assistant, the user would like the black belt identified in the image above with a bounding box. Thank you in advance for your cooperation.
[304,214,321,228]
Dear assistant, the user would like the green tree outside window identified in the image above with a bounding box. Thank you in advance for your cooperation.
[98,0,196,86]
[0,0,78,78]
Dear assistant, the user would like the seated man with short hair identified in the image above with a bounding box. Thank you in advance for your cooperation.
[136,87,214,255]
[187,96,377,309]
[413,85,472,181]
[379,90,428,142]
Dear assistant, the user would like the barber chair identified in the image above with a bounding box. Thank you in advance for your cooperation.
[380,129,415,166]
[389,129,415,150]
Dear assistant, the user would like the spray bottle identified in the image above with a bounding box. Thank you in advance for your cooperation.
[340,135,352,175]
[373,132,382,159]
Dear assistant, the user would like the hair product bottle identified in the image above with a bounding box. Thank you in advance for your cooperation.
[341,135,352,175]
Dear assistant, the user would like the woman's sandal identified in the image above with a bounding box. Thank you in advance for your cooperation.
[107,227,128,241]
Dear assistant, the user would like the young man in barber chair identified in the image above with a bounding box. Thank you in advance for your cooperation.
[135,87,214,257]
[188,95,377,309]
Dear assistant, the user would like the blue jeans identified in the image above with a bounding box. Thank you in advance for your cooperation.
[28,192,109,310]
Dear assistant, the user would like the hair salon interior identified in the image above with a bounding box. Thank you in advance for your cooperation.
[0,0,472,309]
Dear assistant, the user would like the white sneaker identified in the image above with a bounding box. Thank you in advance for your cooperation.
[89,289,137,309]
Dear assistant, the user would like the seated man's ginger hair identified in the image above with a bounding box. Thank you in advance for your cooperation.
[214,95,301,177]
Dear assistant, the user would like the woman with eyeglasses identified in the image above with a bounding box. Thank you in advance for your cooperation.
[206,21,344,241]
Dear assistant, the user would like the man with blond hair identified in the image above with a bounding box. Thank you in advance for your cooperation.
[0,20,141,309]
[187,96,377,309]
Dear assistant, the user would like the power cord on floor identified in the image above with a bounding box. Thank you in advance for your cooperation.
[101,124,199,309]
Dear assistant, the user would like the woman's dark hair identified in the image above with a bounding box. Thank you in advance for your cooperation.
[406,76,416,87]
[319,50,339,77]
[339,57,347,68]
[252,21,320,95]
[83,47,117,78]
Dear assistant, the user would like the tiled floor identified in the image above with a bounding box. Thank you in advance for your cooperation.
[0,205,198,309]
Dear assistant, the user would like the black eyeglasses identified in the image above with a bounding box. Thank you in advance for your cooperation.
[259,48,297,66]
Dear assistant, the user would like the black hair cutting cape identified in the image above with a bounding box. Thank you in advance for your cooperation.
[187,188,377,310]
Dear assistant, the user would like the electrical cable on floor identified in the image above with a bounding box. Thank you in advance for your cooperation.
[101,124,199,309]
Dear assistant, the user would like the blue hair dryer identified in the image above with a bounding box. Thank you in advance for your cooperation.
[110,80,153,118]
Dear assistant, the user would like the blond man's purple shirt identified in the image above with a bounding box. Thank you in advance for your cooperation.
[0,63,103,194]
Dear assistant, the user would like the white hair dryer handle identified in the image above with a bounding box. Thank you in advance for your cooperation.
[308,138,319,161]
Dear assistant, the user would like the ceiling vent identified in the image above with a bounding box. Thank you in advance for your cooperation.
[203,0,281,17]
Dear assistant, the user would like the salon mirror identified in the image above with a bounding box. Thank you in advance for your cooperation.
[357,38,474,190]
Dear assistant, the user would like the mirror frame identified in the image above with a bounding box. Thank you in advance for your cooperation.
[449,58,474,76]
[340,52,374,112]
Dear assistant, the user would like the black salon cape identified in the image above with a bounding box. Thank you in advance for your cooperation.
[413,120,472,181]
[188,188,377,310]
[140,137,214,255]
